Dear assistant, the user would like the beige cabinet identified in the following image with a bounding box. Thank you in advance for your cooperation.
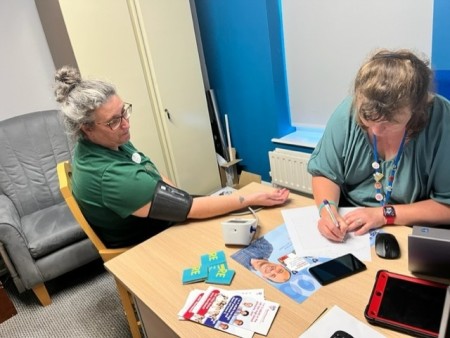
[58,0,221,194]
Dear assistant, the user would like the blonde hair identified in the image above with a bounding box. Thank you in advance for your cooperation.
[353,49,433,138]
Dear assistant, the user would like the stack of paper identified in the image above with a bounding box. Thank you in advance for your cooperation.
[282,206,373,261]
[299,305,385,338]
[178,287,279,337]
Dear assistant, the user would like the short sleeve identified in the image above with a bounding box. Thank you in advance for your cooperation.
[425,96,450,204]
[307,97,353,185]
[101,162,160,218]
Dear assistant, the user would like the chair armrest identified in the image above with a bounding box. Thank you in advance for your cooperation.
[0,195,22,233]
[0,194,42,290]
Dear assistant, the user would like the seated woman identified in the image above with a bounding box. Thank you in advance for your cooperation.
[307,49,450,242]
[54,66,289,248]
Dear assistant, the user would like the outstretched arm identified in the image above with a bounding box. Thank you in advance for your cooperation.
[188,188,289,219]
[132,185,289,219]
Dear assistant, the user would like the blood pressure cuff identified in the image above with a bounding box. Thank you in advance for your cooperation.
[148,180,193,222]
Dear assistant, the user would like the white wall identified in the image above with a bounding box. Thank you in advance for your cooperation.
[282,0,434,128]
[0,0,58,121]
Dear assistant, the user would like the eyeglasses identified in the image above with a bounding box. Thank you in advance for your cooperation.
[96,103,132,130]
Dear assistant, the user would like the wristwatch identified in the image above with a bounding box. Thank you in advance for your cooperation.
[383,205,396,225]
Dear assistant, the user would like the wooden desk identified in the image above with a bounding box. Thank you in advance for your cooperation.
[105,182,442,338]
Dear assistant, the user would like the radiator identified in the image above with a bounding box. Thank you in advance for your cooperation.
[268,148,313,195]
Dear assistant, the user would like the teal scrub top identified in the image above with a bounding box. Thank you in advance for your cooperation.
[307,95,450,207]
[72,139,169,247]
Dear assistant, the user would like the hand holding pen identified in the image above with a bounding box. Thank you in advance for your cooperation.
[323,199,339,228]
[319,199,347,242]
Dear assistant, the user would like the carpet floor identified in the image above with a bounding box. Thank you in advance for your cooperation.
[0,259,131,338]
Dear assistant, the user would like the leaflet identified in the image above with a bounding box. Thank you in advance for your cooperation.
[179,287,279,337]
[231,223,325,304]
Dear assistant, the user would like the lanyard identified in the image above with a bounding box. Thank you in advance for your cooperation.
[372,132,406,206]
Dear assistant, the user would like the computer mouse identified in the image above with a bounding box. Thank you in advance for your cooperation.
[375,233,400,259]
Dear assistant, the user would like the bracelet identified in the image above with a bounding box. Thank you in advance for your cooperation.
[318,200,337,216]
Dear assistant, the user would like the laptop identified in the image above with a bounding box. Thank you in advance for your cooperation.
[439,286,450,338]
[408,226,450,278]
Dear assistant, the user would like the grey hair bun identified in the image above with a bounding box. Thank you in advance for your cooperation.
[54,66,82,103]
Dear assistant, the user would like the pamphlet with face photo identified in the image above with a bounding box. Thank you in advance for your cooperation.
[231,223,326,304]
[179,287,279,337]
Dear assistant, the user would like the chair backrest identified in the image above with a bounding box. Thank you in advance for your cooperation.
[0,110,73,217]
[56,161,129,262]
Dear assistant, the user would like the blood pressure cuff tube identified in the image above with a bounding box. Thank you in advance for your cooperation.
[148,180,193,222]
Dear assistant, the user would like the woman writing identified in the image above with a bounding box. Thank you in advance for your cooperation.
[308,49,450,242]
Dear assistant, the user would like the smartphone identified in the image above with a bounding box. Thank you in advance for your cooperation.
[308,253,366,285]
[364,270,447,338]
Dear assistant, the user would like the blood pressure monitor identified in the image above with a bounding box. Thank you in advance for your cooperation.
[221,218,258,246]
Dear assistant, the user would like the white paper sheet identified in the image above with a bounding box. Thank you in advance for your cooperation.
[299,305,385,338]
[282,206,372,261]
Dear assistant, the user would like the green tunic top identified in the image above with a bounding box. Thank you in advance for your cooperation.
[307,95,450,207]
[72,139,171,247]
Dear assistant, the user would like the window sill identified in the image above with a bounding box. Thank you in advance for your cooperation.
[271,126,324,149]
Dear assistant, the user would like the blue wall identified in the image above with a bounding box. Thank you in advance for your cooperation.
[195,0,450,182]
[432,0,450,99]
[195,0,293,182]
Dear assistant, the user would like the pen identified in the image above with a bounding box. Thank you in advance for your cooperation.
[323,199,340,229]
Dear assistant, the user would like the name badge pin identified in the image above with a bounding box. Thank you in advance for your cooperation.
[132,152,142,164]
